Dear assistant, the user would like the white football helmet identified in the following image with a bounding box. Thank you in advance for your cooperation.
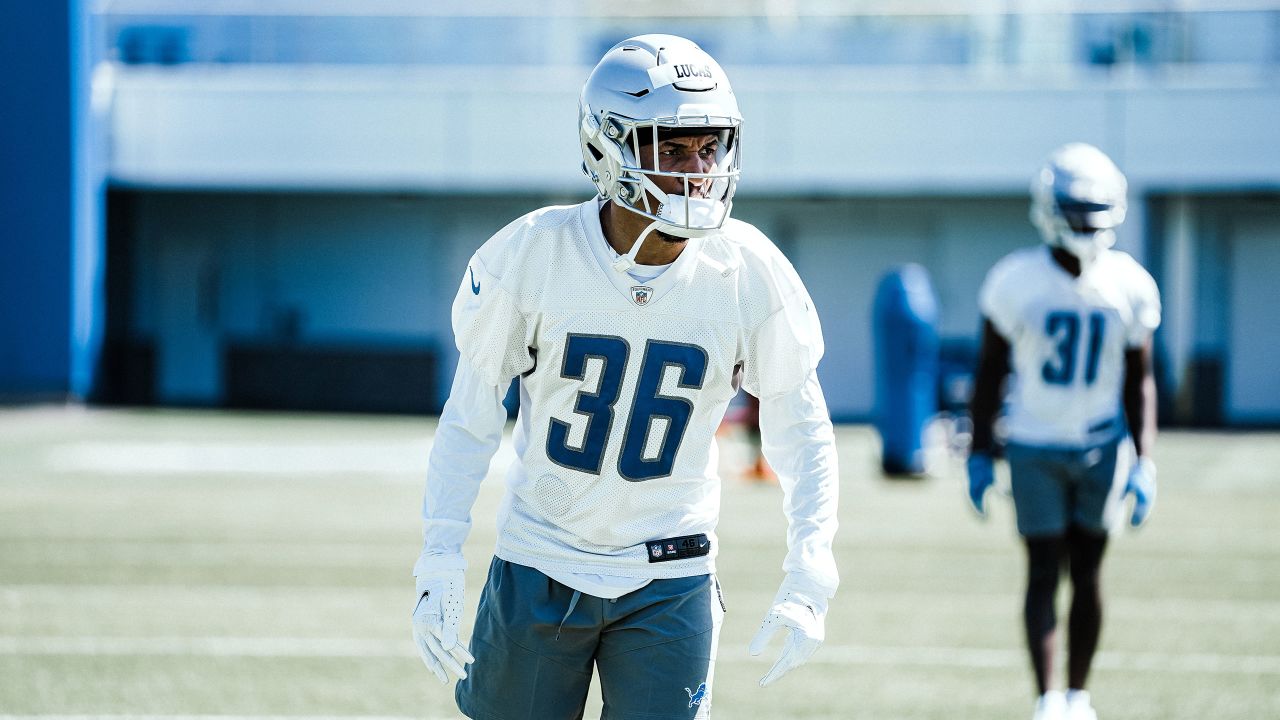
[579,35,742,252]
[1030,143,1127,270]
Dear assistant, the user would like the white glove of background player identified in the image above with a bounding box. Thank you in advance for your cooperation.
[749,574,828,687]
[1125,456,1157,528]
[411,569,473,684]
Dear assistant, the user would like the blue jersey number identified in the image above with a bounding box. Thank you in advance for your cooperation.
[546,334,629,474]
[619,340,709,481]
[1041,310,1106,386]
[547,334,708,481]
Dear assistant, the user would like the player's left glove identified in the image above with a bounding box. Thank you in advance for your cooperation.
[1125,456,1157,527]
[748,574,828,687]
[411,568,474,684]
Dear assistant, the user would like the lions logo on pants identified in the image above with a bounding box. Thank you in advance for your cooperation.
[685,682,708,708]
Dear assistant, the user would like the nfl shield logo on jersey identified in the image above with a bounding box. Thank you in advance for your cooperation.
[630,286,654,306]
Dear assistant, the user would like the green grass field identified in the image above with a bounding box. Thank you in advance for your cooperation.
[2,406,1278,719]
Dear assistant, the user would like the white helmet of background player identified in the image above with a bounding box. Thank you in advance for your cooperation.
[1030,143,1128,269]
[579,35,742,254]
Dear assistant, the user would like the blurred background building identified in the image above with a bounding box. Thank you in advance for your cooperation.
[3,0,1279,425]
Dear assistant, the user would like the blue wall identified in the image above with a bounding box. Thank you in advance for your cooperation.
[0,0,103,400]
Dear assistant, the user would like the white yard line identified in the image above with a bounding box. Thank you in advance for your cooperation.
[6,585,1280,619]
[41,440,518,478]
[808,644,1280,675]
[2,636,1278,675]
[44,441,431,476]
[0,636,408,658]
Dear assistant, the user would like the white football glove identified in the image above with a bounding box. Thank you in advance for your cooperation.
[411,569,474,684]
[748,574,828,687]
[1125,456,1157,528]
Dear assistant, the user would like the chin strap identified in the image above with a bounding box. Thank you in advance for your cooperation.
[612,219,662,274]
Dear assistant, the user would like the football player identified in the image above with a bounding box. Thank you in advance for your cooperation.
[967,143,1161,720]
[411,35,840,719]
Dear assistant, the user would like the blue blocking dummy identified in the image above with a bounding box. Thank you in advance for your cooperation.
[872,265,940,477]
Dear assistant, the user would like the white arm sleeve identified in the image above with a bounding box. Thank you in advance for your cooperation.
[414,360,509,575]
[739,250,839,596]
[758,373,841,598]
[415,245,532,575]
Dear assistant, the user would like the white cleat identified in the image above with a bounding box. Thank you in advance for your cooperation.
[1065,690,1098,720]
[1033,690,1067,720]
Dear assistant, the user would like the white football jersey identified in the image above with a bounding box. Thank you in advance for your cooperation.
[434,199,830,583]
[980,245,1161,448]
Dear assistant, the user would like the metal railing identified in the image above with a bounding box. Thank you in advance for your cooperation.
[95,1,1280,76]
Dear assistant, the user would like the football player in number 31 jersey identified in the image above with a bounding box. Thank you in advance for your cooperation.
[411,35,840,719]
[968,143,1161,720]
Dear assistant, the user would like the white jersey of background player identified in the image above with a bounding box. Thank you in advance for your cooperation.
[410,35,839,718]
[968,143,1160,720]
[980,223,1161,449]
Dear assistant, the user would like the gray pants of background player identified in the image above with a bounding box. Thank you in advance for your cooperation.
[456,558,724,720]
[1005,437,1131,538]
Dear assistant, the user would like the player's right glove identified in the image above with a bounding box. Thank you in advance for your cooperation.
[749,574,828,687]
[1125,456,1157,527]
[411,568,474,684]
[966,451,995,517]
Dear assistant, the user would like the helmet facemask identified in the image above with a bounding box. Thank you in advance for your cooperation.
[615,120,740,238]
[1040,198,1123,268]
[583,112,741,240]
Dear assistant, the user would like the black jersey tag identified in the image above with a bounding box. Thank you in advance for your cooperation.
[646,534,710,563]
